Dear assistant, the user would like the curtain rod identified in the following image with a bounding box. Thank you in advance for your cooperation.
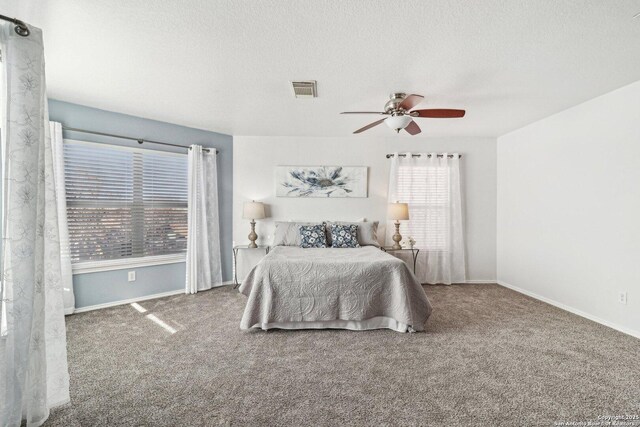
[385,153,462,159]
[0,14,30,36]
[62,126,218,154]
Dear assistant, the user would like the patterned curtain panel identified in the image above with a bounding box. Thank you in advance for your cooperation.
[387,152,466,284]
[0,24,70,426]
[185,145,222,294]
[49,122,75,314]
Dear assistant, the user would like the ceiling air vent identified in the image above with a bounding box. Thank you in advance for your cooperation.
[291,80,317,98]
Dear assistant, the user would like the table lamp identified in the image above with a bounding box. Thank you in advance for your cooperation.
[243,201,265,248]
[388,202,409,250]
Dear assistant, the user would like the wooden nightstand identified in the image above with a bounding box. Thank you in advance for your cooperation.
[232,245,269,289]
[381,247,419,275]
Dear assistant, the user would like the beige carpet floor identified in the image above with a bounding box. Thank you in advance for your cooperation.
[44,284,639,427]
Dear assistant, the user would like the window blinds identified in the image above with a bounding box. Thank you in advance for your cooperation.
[64,142,188,263]
[395,165,450,250]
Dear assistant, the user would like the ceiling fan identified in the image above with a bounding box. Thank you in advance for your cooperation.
[341,93,465,135]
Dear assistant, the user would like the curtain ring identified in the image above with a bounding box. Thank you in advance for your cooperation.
[14,20,30,37]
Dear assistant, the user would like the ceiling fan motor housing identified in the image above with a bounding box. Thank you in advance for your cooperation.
[384,93,408,113]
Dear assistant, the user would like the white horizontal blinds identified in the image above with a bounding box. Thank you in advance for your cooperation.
[396,164,450,250]
[65,143,135,261]
[142,153,188,257]
[64,142,188,263]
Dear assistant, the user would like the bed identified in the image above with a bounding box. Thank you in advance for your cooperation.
[238,246,432,332]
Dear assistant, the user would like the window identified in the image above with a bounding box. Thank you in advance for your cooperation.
[395,164,450,250]
[64,141,188,266]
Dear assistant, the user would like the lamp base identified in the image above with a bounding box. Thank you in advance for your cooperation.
[392,221,402,250]
[248,220,258,248]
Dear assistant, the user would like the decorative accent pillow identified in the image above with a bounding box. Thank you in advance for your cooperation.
[326,221,379,247]
[299,224,328,248]
[330,224,360,248]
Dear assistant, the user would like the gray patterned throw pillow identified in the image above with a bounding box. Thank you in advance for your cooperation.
[299,224,328,248]
[331,224,360,248]
[326,221,380,247]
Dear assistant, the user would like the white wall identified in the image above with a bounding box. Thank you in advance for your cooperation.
[233,136,496,281]
[497,80,640,337]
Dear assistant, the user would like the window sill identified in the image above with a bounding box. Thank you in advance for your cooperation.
[72,254,186,274]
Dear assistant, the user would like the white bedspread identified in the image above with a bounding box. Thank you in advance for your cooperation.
[238,246,432,332]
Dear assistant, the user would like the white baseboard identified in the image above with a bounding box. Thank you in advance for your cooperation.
[216,280,235,287]
[72,280,235,314]
[497,280,640,339]
[73,290,185,313]
[423,280,496,285]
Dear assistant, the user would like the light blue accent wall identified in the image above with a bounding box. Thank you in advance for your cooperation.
[48,99,233,309]
[73,263,187,308]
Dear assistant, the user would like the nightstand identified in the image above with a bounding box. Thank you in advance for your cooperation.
[233,245,270,289]
[382,247,419,275]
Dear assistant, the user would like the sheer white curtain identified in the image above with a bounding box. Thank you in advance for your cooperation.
[0,24,70,426]
[387,152,466,284]
[186,145,222,294]
[49,122,75,314]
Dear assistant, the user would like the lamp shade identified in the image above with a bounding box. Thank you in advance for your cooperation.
[242,201,265,220]
[387,202,409,220]
[385,115,412,131]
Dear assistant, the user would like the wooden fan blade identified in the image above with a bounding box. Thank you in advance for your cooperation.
[353,118,386,134]
[340,111,387,115]
[404,120,421,136]
[399,94,424,111]
[411,109,466,118]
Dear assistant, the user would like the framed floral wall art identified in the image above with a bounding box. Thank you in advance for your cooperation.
[275,166,368,198]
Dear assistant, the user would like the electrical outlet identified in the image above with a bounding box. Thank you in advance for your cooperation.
[618,292,627,305]
[128,271,136,282]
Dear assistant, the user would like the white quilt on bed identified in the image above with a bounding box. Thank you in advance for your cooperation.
[238,246,432,332]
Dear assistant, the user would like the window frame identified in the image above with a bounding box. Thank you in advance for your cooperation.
[63,140,188,274]
[71,253,186,274]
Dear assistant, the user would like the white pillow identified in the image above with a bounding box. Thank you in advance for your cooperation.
[272,221,324,246]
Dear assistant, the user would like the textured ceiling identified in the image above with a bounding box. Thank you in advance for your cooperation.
[3,0,640,137]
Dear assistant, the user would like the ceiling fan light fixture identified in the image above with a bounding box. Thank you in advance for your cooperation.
[385,115,412,132]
